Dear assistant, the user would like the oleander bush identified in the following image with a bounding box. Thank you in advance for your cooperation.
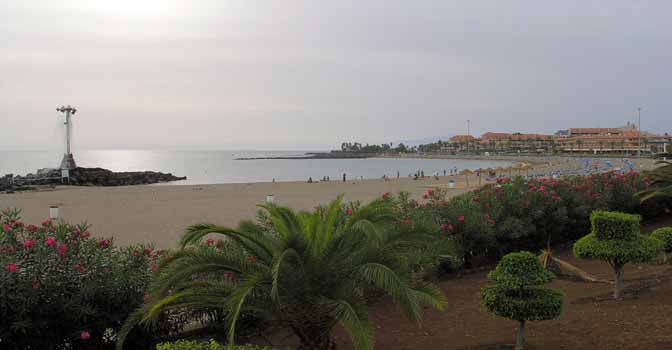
[396,171,650,270]
[574,211,662,299]
[0,208,161,350]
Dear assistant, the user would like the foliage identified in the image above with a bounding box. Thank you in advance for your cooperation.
[118,197,446,350]
[651,227,672,253]
[0,208,159,350]
[573,210,661,299]
[487,251,555,290]
[574,212,661,265]
[573,233,662,264]
[481,252,563,350]
[156,339,269,350]
[590,211,640,240]
[395,171,649,269]
[637,161,672,202]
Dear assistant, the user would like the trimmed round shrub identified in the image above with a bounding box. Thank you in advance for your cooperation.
[590,211,640,240]
[651,227,672,253]
[481,252,563,350]
[574,210,662,299]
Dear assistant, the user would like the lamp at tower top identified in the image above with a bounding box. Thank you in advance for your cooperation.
[56,105,77,114]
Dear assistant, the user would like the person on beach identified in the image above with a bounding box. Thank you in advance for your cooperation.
[343,173,346,183]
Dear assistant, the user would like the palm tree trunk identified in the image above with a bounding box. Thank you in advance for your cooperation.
[294,325,335,350]
[613,263,624,299]
[515,320,526,350]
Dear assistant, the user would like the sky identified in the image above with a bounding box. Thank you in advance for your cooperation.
[1,1,671,150]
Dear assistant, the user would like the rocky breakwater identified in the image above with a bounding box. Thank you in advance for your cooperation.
[1,167,186,192]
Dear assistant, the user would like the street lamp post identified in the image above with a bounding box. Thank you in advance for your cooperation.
[57,105,78,169]
[467,119,471,153]
[637,107,642,158]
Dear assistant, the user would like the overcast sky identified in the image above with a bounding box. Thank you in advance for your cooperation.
[1,1,671,150]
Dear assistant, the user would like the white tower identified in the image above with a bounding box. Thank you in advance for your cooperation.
[57,105,77,169]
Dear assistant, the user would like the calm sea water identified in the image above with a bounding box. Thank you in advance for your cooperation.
[0,150,513,185]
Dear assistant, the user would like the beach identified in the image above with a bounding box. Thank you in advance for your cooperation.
[0,156,657,249]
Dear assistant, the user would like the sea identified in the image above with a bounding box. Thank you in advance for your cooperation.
[0,150,513,185]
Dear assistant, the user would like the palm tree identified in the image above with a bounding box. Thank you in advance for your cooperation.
[637,161,672,202]
[117,198,446,350]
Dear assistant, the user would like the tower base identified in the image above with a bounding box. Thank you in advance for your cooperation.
[60,154,77,170]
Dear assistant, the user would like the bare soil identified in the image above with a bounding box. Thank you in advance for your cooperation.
[328,217,672,350]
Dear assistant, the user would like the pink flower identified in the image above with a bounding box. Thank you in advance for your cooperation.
[448,224,455,232]
[26,224,39,232]
[223,271,232,279]
[346,208,353,216]
[2,224,11,233]
[457,215,465,223]
[440,223,448,231]
[58,243,68,257]
[4,263,18,272]
[98,239,110,248]
[73,263,86,273]
[144,247,153,256]
[206,238,215,246]
[23,239,36,250]
[45,237,57,247]
[80,331,91,340]
[13,221,24,228]
[382,192,390,200]
[215,240,224,248]
[41,219,52,227]
[422,193,429,200]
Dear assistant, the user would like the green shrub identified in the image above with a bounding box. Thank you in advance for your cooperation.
[651,227,672,253]
[481,252,563,350]
[0,208,159,350]
[574,211,662,299]
[156,339,270,350]
[590,211,640,240]
[119,197,446,350]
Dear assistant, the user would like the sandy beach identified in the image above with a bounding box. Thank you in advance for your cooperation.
[0,157,657,249]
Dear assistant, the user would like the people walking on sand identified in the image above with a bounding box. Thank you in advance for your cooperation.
[397,170,400,179]
[343,173,346,183]
[308,177,313,183]
[443,169,447,176]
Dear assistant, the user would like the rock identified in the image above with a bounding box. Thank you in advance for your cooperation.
[2,167,186,192]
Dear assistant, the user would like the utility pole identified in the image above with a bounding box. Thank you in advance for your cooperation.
[57,105,78,169]
[467,119,471,153]
[637,107,642,158]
